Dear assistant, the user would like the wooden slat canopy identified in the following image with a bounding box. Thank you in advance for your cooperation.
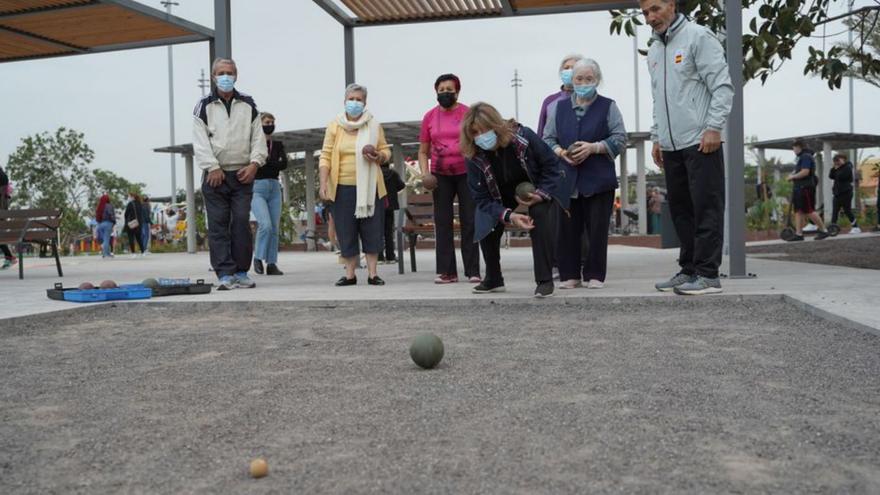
[0,0,213,63]
[315,0,637,26]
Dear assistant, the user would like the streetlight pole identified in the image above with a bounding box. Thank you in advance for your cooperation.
[510,69,522,121]
[161,0,179,203]
[198,68,209,97]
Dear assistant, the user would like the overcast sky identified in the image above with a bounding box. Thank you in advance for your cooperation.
[1,0,877,197]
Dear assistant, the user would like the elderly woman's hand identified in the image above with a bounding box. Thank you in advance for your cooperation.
[515,192,543,208]
[570,142,599,164]
[362,144,381,163]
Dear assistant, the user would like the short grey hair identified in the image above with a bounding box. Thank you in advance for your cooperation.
[572,58,603,85]
[211,57,237,75]
[559,53,585,73]
[344,83,367,99]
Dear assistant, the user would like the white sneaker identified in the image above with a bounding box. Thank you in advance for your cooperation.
[559,279,582,289]
[804,224,818,232]
[587,279,605,289]
[850,227,862,234]
[130,254,138,259]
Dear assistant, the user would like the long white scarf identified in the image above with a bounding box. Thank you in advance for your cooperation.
[336,110,379,218]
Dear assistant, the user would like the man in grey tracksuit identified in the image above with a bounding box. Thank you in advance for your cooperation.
[193,58,268,290]
[641,0,733,295]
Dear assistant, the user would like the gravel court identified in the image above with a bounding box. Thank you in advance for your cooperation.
[1,297,879,494]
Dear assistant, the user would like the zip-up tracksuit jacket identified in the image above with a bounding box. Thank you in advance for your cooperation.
[647,14,734,151]
[192,89,268,172]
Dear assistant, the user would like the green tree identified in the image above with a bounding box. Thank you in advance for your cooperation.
[610,1,880,89]
[92,168,145,207]
[6,128,97,248]
[835,10,880,88]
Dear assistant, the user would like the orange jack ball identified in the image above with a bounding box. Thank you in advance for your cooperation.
[249,458,268,479]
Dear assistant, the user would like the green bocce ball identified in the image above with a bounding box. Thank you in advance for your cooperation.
[409,334,444,369]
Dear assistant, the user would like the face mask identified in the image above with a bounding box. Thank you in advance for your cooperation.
[573,84,597,99]
[560,69,573,86]
[474,130,498,151]
[215,74,235,92]
[262,124,275,135]
[345,100,365,117]
[437,92,457,109]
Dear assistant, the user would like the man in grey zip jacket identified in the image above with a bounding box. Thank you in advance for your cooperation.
[641,0,733,295]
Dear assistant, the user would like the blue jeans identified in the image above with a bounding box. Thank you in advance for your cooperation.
[97,221,114,257]
[141,223,151,251]
[251,179,282,264]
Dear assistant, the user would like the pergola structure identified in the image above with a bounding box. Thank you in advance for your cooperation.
[750,133,880,223]
[0,0,213,63]
[204,0,748,276]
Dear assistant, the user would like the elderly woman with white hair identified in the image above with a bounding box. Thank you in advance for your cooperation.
[536,53,584,139]
[543,58,627,290]
[319,83,392,286]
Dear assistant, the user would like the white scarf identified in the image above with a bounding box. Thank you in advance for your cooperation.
[336,110,379,218]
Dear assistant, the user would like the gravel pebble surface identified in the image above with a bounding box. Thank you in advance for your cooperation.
[1,297,879,494]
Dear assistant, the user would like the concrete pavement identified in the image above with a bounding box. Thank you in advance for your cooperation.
[1,235,877,333]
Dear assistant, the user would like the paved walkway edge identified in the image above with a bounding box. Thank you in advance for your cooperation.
[781,294,880,338]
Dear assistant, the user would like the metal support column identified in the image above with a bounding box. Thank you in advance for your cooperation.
[305,150,316,251]
[393,144,406,274]
[725,0,746,277]
[281,170,290,204]
[620,150,629,230]
[636,143,647,235]
[822,141,833,225]
[184,154,196,254]
[343,25,355,85]
[213,0,231,59]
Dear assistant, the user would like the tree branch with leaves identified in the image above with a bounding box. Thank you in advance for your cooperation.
[610,1,880,89]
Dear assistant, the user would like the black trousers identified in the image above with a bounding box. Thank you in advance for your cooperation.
[433,173,480,278]
[127,228,145,253]
[662,145,725,278]
[480,201,556,286]
[831,192,856,225]
[380,208,396,260]
[202,170,254,278]
[557,190,614,282]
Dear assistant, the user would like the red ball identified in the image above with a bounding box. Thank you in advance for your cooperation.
[78,282,95,290]
[99,280,117,289]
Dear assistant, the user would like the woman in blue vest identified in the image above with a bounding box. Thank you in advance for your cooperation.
[462,102,566,298]
[543,59,627,289]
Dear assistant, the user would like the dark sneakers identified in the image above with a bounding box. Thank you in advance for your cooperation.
[266,263,283,275]
[472,281,506,294]
[253,259,264,274]
[787,234,805,242]
[814,230,830,240]
[368,276,385,286]
[335,276,357,286]
[534,281,554,298]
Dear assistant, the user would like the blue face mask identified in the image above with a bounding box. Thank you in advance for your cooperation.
[345,100,365,117]
[560,69,573,86]
[573,84,597,99]
[474,130,498,151]
[215,74,235,92]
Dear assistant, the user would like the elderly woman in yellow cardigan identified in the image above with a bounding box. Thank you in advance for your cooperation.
[319,83,392,286]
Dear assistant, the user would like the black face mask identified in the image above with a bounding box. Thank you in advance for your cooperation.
[262,124,275,135]
[437,92,457,109]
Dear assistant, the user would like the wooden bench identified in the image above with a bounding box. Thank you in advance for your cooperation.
[0,209,63,280]
[398,194,534,273]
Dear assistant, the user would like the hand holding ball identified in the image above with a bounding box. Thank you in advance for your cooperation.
[422,174,438,191]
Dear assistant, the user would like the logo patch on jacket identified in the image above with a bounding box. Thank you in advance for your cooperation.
[674,49,685,64]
